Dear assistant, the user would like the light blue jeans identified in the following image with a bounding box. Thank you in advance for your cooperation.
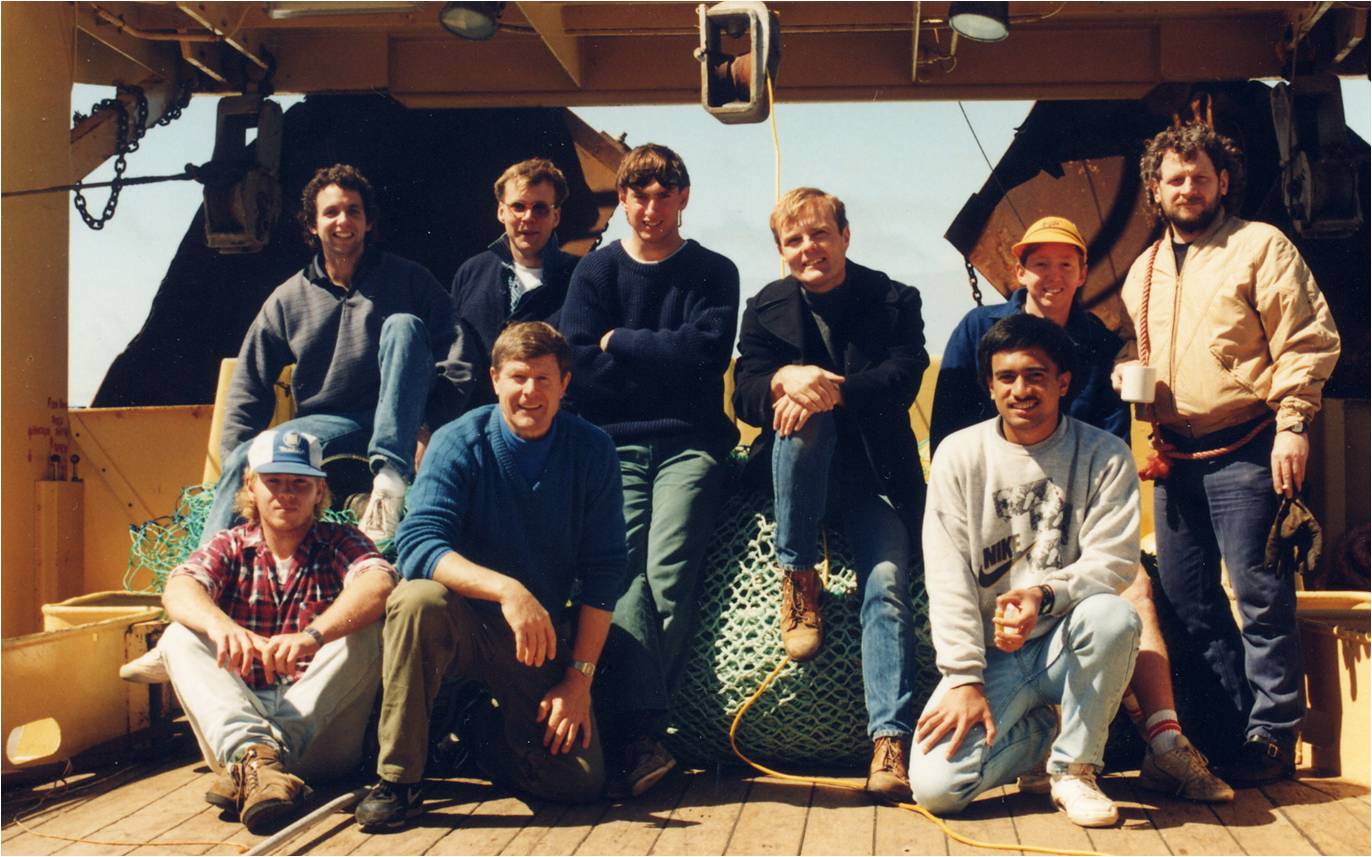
[771,411,917,740]
[201,313,434,544]
[909,594,1141,815]
[160,621,383,782]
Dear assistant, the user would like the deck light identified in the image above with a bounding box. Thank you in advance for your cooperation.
[948,2,1010,43]
[439,2,504,40]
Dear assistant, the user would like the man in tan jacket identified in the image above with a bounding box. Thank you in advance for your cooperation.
[1113,122,1340,787]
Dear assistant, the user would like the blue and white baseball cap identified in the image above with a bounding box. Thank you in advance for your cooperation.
[247,429,326,478]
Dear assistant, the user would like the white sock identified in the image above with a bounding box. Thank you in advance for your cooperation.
[372,463,407,497]
[1144,709,1182,753]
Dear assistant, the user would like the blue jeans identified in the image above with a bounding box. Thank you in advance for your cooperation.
[909,594,1141,814]
[201,313,434,543]
[772,411,917,739]
[1154,425,1301,748]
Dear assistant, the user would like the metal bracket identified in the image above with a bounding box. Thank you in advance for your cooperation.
[695,1,781,125]
[203,95,283,253]
[1270,74,1363,239]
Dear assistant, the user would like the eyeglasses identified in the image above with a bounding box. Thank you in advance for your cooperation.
[504,201,557,218]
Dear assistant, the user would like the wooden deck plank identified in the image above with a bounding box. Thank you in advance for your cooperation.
[1298,777,1371,828]
[1209,782,1320,856]
[293,811,371,856]
[349,778,489,856]
[724,776,812,855]
[874,802,948,856]
[1127,777,1245,856]
[1262,778,1372,855]
[574,770,692,855]
[1077,775,1170,856]
[799,780,875,856]
[650,766,750,856]
[944,786,1022,856]
[999,784,1093,856]
[504,795,605,855]
[115,771,242,857]
[3,759,205,857]
[425,792,554,856]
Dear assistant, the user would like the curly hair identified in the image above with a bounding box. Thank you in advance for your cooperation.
[233,469,333,526]
[1139,122,1245,221]
[298,163,379,249]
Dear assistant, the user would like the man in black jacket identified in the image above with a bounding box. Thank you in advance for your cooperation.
[732,187,928,804]
[445,158,580,419]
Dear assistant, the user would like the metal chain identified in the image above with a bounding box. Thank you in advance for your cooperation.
[70,82,184,230]
[963,258,983,306]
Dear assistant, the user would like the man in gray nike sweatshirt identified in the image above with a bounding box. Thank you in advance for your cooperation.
[910,314,1141,828]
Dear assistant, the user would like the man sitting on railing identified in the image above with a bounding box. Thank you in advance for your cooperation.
[160,429,397,834]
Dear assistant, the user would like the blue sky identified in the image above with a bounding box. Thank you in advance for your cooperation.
[68,82,1369,406]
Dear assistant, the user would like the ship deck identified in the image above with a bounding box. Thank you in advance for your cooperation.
[3,738,1368,857]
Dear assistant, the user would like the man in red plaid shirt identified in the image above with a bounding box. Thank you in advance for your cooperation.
[160,429,397,834]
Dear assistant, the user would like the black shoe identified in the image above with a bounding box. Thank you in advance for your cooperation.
[355,780,424,830]
[1226,735,1295,787]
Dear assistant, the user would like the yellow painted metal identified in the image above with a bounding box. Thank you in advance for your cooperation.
[2,3,77,637]
[36,481,85,611]
[1,593,162,773]
[69,406,216,594]
[41,590,163,631]
[1298,608,1370,785]
[202,360,296,484]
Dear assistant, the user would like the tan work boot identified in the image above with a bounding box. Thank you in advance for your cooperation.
[205,770,239,816]
[866,735,912,803]
[232,743,305,834]
[780,569,822,661]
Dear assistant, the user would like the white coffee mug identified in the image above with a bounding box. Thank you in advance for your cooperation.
[1120,364,1158,404]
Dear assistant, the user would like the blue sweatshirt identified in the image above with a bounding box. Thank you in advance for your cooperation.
[929,289,1129,454]
[394,406,627,620]
[559,240,740,446]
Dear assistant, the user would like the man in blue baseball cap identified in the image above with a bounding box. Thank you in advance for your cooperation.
[158,428,399,834]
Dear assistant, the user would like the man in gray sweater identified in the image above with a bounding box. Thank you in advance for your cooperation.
[911,314,1141,828]
[203,164,458,547]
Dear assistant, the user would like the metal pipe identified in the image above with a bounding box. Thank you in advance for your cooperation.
[245,786,368,856]
[92,6,219,42]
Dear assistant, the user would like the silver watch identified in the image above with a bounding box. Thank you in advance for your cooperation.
[570,659,596,680]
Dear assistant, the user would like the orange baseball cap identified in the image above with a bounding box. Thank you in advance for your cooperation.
[1012,216,1087,260]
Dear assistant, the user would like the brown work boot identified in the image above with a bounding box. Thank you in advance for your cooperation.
[780,569,822,661]
[866,735,912,804]
[232,743,305,834]
[205,770,239,816]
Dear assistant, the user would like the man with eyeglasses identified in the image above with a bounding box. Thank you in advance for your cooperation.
[444,158,580,420]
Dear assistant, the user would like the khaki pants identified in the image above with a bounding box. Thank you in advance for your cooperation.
[375,579,604,802]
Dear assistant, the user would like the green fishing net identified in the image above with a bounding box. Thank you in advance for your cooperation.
[666,486,940,768]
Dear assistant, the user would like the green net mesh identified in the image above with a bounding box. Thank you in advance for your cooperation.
[124,483,360,593]
[667,485,941,768]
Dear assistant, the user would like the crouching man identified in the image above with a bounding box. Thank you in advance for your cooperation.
[161,429,397,834]
[356,322,627,829]
[912,314,1141,827]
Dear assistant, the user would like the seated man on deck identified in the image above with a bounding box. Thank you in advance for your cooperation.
[160,428,397,834]
[442,157,580,420]
[356,322,627,829]
[204,163,459,547]
[912,314,1140,828]
[929,216,1232,802]
[732,187,928,803]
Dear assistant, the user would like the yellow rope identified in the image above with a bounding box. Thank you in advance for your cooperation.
[8,814,249,854]
[766,73,787,280]
[727,533,1103,857]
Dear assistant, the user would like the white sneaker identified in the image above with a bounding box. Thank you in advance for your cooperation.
[1050,764,1119,827]
[1139,734,1234,802]
[119,647,169,684]
[359,489,403,545]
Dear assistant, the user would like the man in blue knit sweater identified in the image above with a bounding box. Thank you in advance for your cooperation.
[560,143,740,796]
[356,322,627,829]
[443,158,580,420]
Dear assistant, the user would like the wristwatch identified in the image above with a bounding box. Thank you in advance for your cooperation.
[1036,584,1056,616]
[302,626,325,647]
[1284,419,1307,434]
[570,659,597,680]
